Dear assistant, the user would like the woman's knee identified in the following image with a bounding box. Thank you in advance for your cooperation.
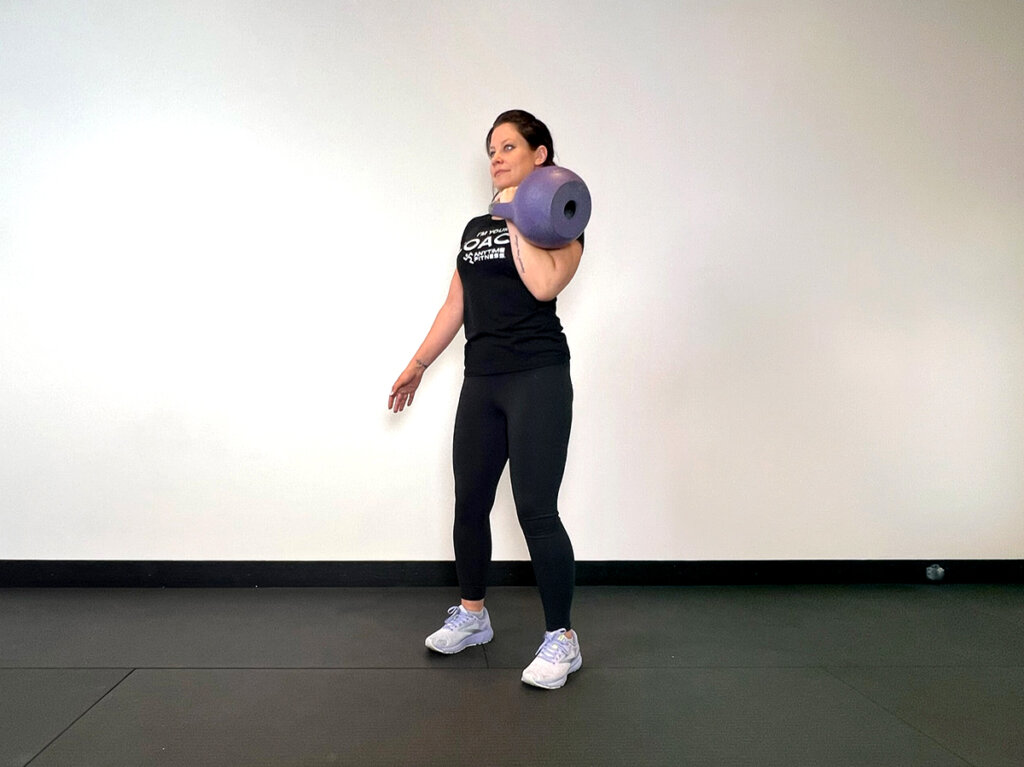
[516,507,564,540]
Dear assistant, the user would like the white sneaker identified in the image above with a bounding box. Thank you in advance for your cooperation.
[521,629,582,689]
[425,606,493,654]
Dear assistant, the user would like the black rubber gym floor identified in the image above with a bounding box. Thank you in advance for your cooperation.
[1,584,1022,766]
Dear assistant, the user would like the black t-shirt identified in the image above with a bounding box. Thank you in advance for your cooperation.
[456,214,581,376]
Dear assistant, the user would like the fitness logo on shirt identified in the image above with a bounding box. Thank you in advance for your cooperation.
[462,226,510,265]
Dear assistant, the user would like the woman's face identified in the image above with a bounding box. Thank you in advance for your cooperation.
[488,123,547,190]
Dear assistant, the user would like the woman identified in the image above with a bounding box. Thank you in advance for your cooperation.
[388,110,584,690]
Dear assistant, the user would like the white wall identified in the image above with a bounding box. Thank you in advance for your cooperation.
[1,0,1022,561]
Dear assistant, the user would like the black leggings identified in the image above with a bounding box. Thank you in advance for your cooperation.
[452,364,575,631]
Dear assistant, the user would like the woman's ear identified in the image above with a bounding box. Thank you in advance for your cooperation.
[534,145,548,166]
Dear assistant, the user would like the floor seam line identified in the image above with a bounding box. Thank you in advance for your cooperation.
[24,667,137,766]
[821,666,979,767]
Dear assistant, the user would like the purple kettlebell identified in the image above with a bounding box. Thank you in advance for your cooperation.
[489,166,592,248]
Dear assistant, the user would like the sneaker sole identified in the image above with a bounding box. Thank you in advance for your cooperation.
[521,653,582,689]
[425,626,494,655]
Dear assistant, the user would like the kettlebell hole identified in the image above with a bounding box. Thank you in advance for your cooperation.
[563,200,577,220]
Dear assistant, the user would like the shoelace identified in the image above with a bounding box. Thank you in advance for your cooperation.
[535,632,572,663]
[443,605,476,630]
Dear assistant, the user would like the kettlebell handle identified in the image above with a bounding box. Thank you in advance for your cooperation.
[489,200,515,219]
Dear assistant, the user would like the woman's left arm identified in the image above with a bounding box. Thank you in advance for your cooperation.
[505,222,583,301]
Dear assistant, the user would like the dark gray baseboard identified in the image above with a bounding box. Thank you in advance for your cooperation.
[1,559,1022,587]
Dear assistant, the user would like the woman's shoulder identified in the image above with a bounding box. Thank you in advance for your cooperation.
[463,212,493,229]
[460,213,500,240]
